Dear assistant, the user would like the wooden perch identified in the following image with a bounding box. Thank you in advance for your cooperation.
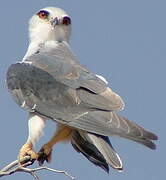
[0,156,75,180]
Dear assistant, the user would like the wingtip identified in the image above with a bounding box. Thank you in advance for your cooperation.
[146,130,158,141]
[149,142,157,150]
[152,134,158,141]
[102,164,109,174]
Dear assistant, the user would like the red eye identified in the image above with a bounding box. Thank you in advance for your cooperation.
[37,10,49,19]
[62,16,71,25]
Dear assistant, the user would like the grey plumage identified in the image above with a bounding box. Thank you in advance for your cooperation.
[69,111,157,149]
[6,41,158,172]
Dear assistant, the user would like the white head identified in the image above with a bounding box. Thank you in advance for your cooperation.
[29,7,71,44]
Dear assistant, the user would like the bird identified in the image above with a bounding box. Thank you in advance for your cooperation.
[6,6,158,173]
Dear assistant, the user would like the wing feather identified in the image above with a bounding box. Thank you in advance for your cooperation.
[6,42,157,150]
[68,111,157,149]
[25,42,124,111]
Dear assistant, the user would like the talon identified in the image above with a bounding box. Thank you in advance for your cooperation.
[19,143,38,164]
[38,144,52,166]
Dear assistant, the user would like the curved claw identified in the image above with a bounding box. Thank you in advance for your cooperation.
[37,145,52,166]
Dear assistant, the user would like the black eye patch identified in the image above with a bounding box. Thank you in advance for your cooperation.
[37,10,50,20]
[62,16,71,25]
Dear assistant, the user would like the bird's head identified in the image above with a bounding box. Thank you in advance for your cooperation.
[29,7,71,44]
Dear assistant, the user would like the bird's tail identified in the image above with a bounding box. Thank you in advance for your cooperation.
[71,130,123,173]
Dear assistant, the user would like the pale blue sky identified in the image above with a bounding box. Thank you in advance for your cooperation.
[0,0,164,180]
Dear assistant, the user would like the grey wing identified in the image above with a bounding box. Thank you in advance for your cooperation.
[6,42,157,149]
[6,57,123,122]
[6,63,90,120]
[69,111,158,149]
[25,42,124,111]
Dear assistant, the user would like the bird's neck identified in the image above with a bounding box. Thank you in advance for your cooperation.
[22,40,69,61]
[22,41,42,61]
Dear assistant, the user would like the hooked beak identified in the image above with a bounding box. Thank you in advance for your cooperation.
[50,17,59,28]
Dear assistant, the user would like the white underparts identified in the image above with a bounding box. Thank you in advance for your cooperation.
[26,113,46,146]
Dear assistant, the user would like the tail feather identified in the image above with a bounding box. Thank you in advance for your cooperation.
[85,133,123,170]
[71,130,123,173]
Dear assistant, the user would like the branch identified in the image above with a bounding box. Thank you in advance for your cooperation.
[0,156,75,180]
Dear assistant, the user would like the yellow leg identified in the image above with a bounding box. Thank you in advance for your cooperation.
[19,143,38,163]
[38,124,73,165]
